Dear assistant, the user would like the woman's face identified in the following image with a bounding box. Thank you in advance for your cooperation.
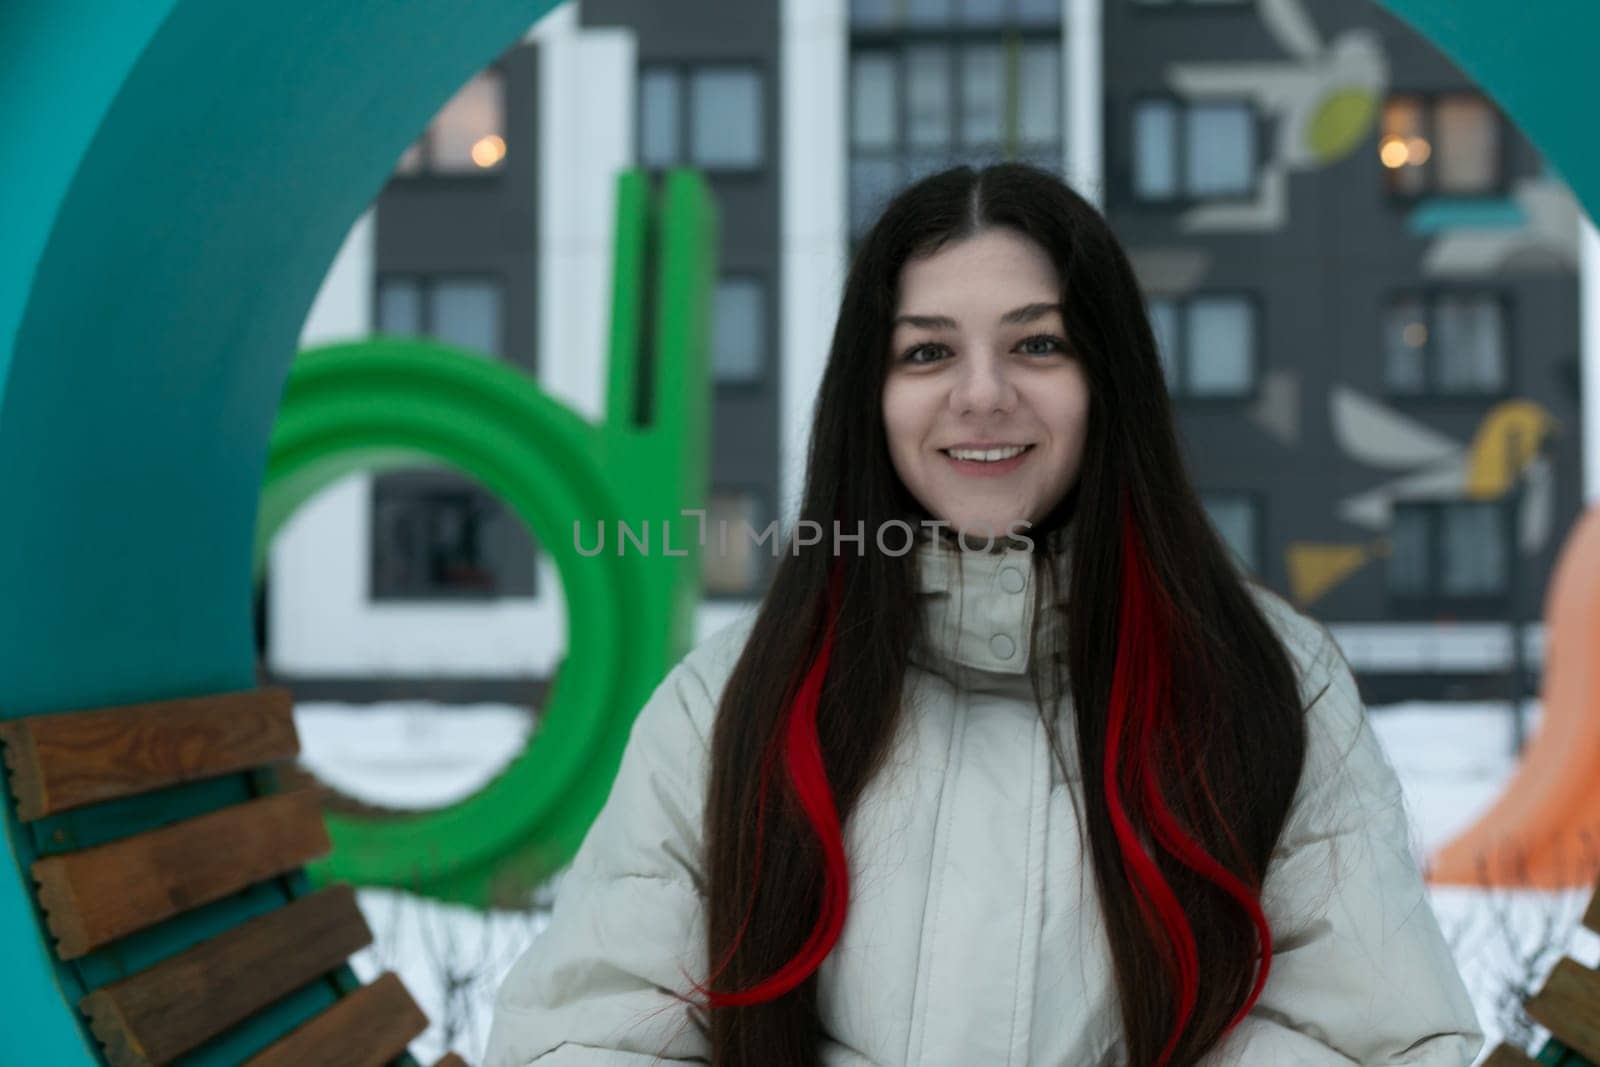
[883,226,1090,540]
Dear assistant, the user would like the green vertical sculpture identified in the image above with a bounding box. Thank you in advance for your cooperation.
[257,168,716,906]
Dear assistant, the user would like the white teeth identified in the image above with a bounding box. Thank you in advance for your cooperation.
[946,445,1028,462]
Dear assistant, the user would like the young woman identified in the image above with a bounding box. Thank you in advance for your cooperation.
[485,164,1483,1066]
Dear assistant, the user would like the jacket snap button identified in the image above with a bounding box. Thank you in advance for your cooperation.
[998,566,1025,594]
[990,633,1016,660]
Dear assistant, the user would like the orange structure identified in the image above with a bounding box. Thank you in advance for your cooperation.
[1428,505,1600,888]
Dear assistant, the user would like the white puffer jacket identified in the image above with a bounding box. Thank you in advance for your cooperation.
[486,538,1484,1065]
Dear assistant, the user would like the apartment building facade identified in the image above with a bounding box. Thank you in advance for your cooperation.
[268,0,1588,704]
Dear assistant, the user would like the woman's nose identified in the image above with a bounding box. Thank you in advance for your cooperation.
[950,352,1017,414]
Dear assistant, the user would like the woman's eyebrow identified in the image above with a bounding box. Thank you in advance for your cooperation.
[892,302,1063,330]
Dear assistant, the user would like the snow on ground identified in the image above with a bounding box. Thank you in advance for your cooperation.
[296,698,1600,1065]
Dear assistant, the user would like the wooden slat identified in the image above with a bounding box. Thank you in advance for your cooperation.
[433,1056,468,1067]
[1584,874,1600,934]
[33,789,330,960]
[241,972,426,1067]
[1481,1045,1540,1067]
[0,687,297,820]
[79,884,371,1067]
[1525,957,1600,1064]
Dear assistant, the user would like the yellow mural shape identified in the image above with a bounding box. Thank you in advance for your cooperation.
[1465,399,1559,498]
[1286,542,1373,605]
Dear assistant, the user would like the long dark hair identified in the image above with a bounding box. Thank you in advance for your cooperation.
[688,163,1310,1065]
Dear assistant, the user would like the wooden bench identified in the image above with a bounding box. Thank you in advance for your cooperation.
[1481,875,1600,1067]
[0,686,468,1067]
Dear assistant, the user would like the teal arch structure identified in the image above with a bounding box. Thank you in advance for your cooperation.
[1,1,1597,1062]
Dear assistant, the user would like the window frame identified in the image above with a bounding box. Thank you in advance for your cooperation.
[849,0,1063,31]
[392,65,509,180]
[369,472,538,601]
[1380,90,1510,201]
[847,23,1066,240]
[1379,286,1513,402]
[1147,289,1263,403]
[374,271,508,360]
[1128,0,1252,8]
[637,60,768,176]
[710,271,771,391]
[702,482,775,601]
[1129,93,1262,208]
[1198,489,1265,576]
[1384,499,1511,617]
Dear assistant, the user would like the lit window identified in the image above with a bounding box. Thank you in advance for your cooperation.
[1435,95,1500,194]
[1382,292,1506,396]
[1380,93,1500,197]
[704,489,767,596]
[394,69,507,177]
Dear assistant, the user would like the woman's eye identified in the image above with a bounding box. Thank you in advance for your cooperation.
[1018,335,1067,356]
[901,343,945,365]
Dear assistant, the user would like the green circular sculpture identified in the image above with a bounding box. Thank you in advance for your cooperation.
[261,338,629,903]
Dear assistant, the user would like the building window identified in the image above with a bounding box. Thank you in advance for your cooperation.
[713,276,767,385]
[373,274,527,600]
[1382,291,1507,397]
[376,275,505,358]
[704,488,770,597]
[1133,98,1257,203]
[851,0,1061,29]
[1200,493,1260,574]
[1379,93,1502,197]
[371,478,536,600]
[1387,500,1508,607]
[395,68,507,176]
[849,5,1063,238]
[638,65,765,171]
[1147,293,1258,398]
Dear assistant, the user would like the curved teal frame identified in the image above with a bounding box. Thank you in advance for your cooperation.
[2,1,1598,1062]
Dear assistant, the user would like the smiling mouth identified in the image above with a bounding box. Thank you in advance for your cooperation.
[939,444,1035,463]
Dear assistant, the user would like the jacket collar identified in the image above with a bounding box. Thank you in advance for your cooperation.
[911,524,1073,678]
